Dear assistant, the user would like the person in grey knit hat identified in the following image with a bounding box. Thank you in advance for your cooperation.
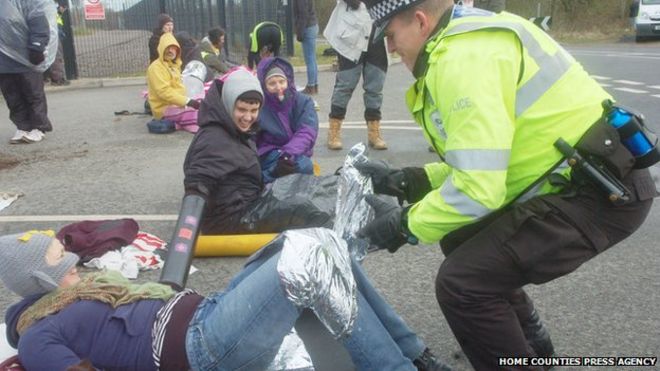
[0,231,79,297]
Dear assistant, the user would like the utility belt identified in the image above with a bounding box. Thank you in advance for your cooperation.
[555,99,660,205]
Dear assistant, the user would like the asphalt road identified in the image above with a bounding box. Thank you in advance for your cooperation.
[1,40,659,370]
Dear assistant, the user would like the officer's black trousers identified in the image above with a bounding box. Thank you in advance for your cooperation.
[0,71,52,133]
[436,169,655,370]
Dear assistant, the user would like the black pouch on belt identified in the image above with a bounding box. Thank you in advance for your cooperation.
[574,116,636,180]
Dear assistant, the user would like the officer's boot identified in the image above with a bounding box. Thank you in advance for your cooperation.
[413,348,453,371]
[367,119,387,150]
[522,309,555,359]
[327,117,343,150]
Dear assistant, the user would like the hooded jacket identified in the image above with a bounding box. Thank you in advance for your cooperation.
[146,32,188,119]
[199,36,230,76]
[256,57,318,158]
[183,69,265,234]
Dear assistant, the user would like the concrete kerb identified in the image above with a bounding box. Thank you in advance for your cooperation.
[42,63,337,93]
[41,56,401,93]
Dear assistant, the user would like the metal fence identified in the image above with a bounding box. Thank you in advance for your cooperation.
[63,0,292,79]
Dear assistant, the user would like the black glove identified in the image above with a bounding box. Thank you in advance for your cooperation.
[186,99,201,110]
[355,160,432,204]
[358,195,418,253]
[28,49,45,65]
[274,153,296,177]
[344,0,361,10]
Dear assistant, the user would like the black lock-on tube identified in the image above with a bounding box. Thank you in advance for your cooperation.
[159,194,206,291]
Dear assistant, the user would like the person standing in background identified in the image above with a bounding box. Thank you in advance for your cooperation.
[44,0,70,86]
[247,22,283,70]
[293,0,319,96]
[324,0,388,151]
[149,13,174,64]
[0,0,55,144]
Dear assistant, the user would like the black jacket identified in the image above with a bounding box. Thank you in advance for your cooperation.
[183,79,263,234]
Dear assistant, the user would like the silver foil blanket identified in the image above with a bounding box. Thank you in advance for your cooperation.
[333,142,374,261]
[277,228,358,340]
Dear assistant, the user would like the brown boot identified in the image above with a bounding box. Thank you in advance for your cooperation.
[367,120,387,150]
[327,118,343,150]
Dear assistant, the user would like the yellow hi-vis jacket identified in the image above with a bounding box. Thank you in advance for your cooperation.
[406,10,612,244]
[146,32,188,119]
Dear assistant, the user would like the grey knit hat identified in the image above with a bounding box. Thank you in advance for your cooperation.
[0,232,79,297]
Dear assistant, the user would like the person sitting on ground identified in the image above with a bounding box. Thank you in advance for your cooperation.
[146,32,200,122]
[174,31,202,70]
[0,230,452,370]
[256,57,318,184]
[200,27,232,78]
[149,13,174,64]
[184,67,330,235]
[247,21,283,69]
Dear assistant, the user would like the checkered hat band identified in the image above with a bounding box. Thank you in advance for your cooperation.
[368,0,418,23]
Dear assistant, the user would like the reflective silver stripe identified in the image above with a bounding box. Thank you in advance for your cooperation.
[444,21,573,116]
[445,149,510,170]
[440,177,493,218]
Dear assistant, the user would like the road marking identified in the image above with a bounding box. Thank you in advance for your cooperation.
[613,87,648,94]
[591,75,611,80]
[599,83,612,87]
[613,80,645,85]
[653,95,660,99]
[0,215,178,223]
[649,85,660,90]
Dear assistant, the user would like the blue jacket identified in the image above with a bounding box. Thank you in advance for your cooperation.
[5,297,163,371]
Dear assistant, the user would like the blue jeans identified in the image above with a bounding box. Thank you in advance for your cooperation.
[301,24,319,87]
[185,251,424,370]
[260,150,314,184]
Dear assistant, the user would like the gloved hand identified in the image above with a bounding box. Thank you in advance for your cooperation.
[186,99,201,110]
[358,195,418,253]
[355,160,432,204]
[344,0,362,10]
[275,153,296,177]
[28,49,45,65]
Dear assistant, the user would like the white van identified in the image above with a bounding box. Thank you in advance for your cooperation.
[632,0,660,41]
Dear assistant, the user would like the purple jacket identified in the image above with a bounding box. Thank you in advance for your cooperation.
[5,296,162,371]
[256,57,318,158]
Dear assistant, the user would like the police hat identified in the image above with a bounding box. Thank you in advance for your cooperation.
[366,0,428,40]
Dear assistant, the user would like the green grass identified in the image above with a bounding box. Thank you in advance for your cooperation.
[72,27,96,37]
[287,40,337,68]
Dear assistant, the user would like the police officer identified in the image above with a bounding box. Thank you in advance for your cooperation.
[357,0,656,369]
[247,21,283,70]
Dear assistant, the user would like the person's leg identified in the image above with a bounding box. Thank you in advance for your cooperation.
[435,191,652,370]
[302,24,319,88]
[362,38,387,122]
[329,54,361,120]
[21,71,52,133]
[294,155,314,175]
[0,73,32,131]
[186,251,301,370]
[340,291,417,371]
[259,150,281,184]
[350,258,425,360]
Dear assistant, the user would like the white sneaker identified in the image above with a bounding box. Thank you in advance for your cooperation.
[23,129,44,143]
[9,130,29,144]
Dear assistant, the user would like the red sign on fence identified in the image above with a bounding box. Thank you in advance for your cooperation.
[84,0,105,20]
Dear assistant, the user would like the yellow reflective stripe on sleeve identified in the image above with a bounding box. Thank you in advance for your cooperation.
[444,21,573,117]
[445,149,510,171]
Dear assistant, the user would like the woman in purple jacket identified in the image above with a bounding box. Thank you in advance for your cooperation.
[256,57,319,183]
[0,231,452,371]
